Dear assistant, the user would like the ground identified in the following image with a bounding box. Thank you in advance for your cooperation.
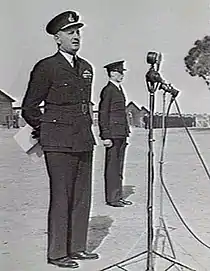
[1,126,210,271]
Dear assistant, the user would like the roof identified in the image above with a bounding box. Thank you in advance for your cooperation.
[126,101,141,110]
[0,89,16,102]
[126,101,149,113]
[141,106,149,113]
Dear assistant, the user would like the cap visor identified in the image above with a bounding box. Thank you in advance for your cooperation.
[113,69,127,72]
[60,22,84,30]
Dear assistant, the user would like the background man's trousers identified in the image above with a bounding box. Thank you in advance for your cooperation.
[44,151,93,260]
[104,138,127,203]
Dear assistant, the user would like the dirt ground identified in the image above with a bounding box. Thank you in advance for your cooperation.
[1,126,210,270]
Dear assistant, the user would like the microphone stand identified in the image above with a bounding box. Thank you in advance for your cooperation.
[145,69,156,270]
[145,68,195,270]
[153,90,179,269]
[100,65,196,271]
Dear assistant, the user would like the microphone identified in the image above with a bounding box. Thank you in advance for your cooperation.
[146,69,164,84]
[159,82,179,98]
[156,53,162,71]
[146,69,179,97]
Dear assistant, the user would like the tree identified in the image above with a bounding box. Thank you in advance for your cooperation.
[184,35,210,88]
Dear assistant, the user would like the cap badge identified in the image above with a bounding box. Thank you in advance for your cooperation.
[68,14,75,22]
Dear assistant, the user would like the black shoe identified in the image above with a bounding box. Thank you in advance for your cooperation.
[70,251,99,260]
[106,201,125,207]
[119,199,133,205]
[48,256,79,268]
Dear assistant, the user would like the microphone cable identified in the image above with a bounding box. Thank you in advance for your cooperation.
[158,95,210,250]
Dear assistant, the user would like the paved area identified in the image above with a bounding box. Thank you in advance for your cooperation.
[1,126,210,270]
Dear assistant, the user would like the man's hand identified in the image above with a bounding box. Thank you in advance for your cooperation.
[31,126,40,140]
[103,139,113,148]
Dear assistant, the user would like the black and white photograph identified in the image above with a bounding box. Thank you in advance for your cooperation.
[1,1,210,270]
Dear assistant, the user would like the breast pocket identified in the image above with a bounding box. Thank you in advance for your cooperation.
[46,80,80,104]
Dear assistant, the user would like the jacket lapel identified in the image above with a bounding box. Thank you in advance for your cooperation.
[54,52,78,76]
[108,81,126,100]
[108,81,121,92]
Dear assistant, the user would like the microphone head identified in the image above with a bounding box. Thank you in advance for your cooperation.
[146,51,162,66]
[156,53,162,67]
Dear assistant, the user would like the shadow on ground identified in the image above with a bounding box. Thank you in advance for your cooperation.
[122,185,136,199]
[87,215,114,252]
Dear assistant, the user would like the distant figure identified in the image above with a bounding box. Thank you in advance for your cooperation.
[143,114,148,129]
[6,115,12,129]
[21,10,99,269]
[98,60,133,207]
[6,115,9,129]
[13,113,20,128]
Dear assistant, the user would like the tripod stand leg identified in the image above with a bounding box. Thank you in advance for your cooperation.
[153,217,186,271]
[100,251,147,271]
[153,221,176,269]
[161,218,176,258]
[153,251,196,271]
[153,223,166,267]
[165,263,175,271]
[116,265,130,271]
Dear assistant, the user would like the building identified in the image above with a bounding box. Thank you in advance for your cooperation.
[0,89,16,127]
[144,113,196,129]
[194,113,210,128]
[126,101,149,127]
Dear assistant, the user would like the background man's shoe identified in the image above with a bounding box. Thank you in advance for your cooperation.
[48,256,79,268]
[70,251,99,260]
[119,199,133,205]
[106,201,124,207]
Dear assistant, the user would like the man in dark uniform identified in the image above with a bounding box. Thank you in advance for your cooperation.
[21,11,99,269]
[98,61,133,207]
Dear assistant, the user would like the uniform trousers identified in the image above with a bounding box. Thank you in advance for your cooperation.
[104,138,127,203]
[44,151,93,260]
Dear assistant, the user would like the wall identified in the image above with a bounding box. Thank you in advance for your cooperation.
[126,104,148,127]
[144,115,196,129]
[0,94,13,125]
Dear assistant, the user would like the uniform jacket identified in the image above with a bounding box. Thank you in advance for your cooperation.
[21,52,96,152]
[98,81,130,140]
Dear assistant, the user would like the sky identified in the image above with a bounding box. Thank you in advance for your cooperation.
[1,0,210,113]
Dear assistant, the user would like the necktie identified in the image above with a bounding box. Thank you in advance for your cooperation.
[119,85,123,92]
[72,55,79,75]
[72,55,77,68]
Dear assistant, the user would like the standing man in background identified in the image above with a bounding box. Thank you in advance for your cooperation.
[98,61,133,207]
[21,10,99,269]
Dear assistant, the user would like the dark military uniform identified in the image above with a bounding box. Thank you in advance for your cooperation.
[21,51,96,259]
[98,80,130,204]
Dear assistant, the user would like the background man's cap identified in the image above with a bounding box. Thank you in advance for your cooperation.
[46,11,84,35]
[104,60,126,73]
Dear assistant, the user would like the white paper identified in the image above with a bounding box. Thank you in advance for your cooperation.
[14,124,44,161]
[14,124,38,152]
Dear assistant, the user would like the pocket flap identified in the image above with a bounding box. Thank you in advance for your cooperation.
[41,110,73,125]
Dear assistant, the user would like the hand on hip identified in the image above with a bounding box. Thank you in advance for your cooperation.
[103,139,113,148]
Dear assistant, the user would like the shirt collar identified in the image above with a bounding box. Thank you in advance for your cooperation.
[59,51,76,66]
[109,79,120,88]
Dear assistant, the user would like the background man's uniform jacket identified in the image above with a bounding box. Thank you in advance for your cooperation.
[21,52,96,152]
[98,81,130,139]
